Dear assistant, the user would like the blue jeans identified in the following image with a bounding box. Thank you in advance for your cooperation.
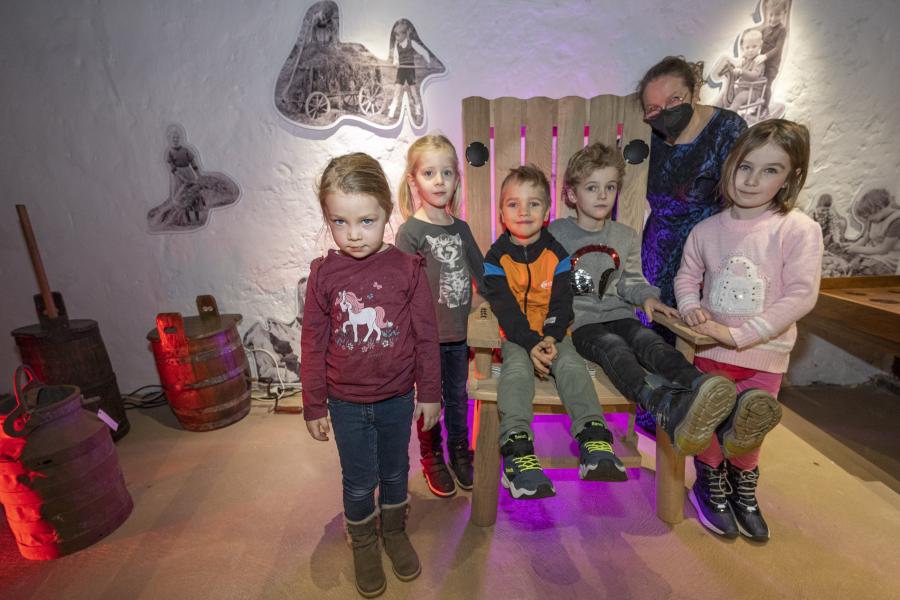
[328,389,415,521]
[416,341,470,455]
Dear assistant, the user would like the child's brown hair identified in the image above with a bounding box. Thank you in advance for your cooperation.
[317,152,393,218]
[721,119,810,214]
[562,143,626,209]
[500,164,551,209]
[398,134,461,220]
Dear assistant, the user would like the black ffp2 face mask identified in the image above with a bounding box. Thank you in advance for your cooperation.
[648,102,694,141]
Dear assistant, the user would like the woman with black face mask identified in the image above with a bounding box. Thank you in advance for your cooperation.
[634,56,747,434]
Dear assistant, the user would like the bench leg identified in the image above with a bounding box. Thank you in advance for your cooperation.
[470,400,501,527]
[624,407,637,446]
[655,426,685,524]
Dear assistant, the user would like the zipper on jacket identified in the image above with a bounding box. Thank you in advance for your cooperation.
[523,244,531,316]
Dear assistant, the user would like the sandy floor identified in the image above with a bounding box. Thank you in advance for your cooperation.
[2,385,899,600]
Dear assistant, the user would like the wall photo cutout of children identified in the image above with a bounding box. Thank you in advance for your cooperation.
[273,1,446,131]
[146,124,240,233]
[809,186,900,277]
[242,276,309,385]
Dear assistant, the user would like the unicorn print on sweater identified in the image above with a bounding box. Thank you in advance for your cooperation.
[336,290,394,343]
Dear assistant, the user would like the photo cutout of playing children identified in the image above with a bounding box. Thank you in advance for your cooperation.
[273,1,445,130]
[146,124,240,233]
[243,276,308,384]
[812,187,900,276]
[707,0,792,125]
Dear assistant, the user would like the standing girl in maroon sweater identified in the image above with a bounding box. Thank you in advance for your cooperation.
[301,152,441,598]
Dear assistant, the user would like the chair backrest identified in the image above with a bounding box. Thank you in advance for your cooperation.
[462,94,652,254]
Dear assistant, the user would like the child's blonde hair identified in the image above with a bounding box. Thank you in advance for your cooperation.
[317,152,393,218]
[562,143,626,209]
[398,134,461,220]
[721,119,810,215]
[500,164,551,209]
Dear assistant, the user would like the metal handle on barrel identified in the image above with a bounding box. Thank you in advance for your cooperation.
[3,365,40,438]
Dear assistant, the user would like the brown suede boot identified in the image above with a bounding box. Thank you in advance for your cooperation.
[345,511,386,597]
[379,497,421,581]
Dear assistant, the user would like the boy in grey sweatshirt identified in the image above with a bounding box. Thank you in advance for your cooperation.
[548,143,736,458]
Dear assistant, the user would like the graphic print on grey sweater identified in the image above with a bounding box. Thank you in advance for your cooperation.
[425,233,470,309]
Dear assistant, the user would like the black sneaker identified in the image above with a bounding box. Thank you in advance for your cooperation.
[726,463,770,541]
[575,421,627,482]
[421,452,456,498]
[689,459,739,538]
[447,439,474,490]
[721,389,782,459]
[500,432,555,500]
[644,373,737,456]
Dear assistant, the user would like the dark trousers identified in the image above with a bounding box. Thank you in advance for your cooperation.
[417,341,470,455]
[328,390,414,521]
[573,318,701,406]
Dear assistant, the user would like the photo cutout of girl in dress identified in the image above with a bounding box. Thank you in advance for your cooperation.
[146,124,240,233]
[273,1,445,131]
[385,19,435,128]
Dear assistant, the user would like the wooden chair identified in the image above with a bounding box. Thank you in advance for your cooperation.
[461,93,714,527]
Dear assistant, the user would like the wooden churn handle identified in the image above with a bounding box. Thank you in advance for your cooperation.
[15,205,58,319]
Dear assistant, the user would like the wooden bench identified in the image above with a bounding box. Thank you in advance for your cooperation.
[461,92,714,527]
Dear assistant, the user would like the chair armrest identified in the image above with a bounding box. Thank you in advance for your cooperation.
[651,312,716,347]
[467,303,502,349]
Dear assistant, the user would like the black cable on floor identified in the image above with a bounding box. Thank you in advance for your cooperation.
[122,385,168,410]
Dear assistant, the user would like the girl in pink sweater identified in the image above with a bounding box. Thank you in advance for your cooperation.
[674,120,823,542]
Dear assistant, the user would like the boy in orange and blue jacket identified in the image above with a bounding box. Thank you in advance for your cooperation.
[481,164,627,500]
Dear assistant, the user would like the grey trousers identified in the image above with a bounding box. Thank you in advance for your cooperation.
[497,336,608,444]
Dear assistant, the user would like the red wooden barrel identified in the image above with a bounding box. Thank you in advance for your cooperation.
[147,295,251,432]
[0,368,133,560]
[11,292,130,441]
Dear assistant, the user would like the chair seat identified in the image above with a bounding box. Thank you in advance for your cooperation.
[468,365,641,469]
[469,366,635,413]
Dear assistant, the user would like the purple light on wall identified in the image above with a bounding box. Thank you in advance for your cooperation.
[490,126,496,241]
[549,125,559,221]
[612,122,625,221]
[460,150,467,221]
[520,125,527,166]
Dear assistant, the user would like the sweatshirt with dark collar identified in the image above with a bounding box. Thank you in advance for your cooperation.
[482,229,573,353]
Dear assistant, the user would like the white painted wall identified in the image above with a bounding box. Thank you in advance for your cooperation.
[1,0,898,391]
